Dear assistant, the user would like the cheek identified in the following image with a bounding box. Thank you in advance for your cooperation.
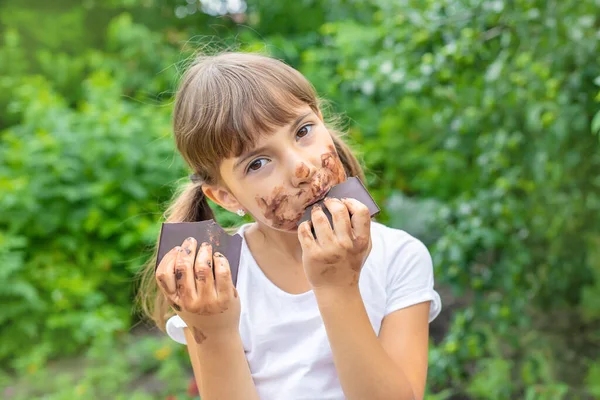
[321,144,347,183]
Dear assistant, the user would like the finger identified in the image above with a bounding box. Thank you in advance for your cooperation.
[324,197,353,244]
[310,203,334,246]
[155,246,179,295]
[176,237,198,306]
[213,252,233,301]
[195,242,216,301]
[340,198,371,242]
[298,220,317,251]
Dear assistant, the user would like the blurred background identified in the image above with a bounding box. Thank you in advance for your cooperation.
[1,0,599,399]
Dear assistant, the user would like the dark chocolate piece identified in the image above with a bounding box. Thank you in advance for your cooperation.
[297,176,380,228]
[156,220,242,287]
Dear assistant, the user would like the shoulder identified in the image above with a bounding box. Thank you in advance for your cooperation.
[369,221,441,321]
[370,221,431,265]
[369,221,435,292]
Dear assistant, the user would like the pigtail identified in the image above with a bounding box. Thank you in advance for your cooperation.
[163,180,215,223]
[135,179,214,331]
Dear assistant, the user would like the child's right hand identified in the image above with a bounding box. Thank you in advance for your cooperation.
[155,237,240,342]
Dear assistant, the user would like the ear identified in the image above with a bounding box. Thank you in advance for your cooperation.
[202,184,242,214]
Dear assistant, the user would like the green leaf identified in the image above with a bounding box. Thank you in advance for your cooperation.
[592,110,600,136]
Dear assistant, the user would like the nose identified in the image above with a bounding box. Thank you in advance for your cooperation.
[290,157,317,188]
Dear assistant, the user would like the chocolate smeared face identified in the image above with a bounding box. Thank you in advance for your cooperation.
[297,176,380,227]
[217,106,348,232]
[320,144,347,185]
[295,162,311,180]
[255,144,347,230]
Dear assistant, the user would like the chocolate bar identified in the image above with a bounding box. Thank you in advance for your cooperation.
[297,176,380,229]
[155,220,242,287]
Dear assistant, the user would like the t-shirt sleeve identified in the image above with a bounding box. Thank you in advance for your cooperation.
[385,234,442,322]
[165,315,188,345]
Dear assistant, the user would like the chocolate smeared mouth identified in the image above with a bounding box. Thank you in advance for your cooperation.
[305,187,331,209]
[297,177,381,228]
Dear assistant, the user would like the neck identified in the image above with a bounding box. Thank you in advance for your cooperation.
[247,221,304,265]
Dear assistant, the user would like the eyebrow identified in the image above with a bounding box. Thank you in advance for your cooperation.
[233,111,313,171]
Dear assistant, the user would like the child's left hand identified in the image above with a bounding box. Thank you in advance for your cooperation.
[298,197,372,290]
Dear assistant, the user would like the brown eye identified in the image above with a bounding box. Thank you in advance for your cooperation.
[247,158,267,173]
[296,124,313,139]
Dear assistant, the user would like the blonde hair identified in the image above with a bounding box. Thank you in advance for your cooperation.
[136,51,366,330]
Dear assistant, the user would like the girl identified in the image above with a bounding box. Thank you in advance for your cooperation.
[138,51,442,400]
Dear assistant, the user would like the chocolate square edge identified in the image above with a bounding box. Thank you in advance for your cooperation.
[155,220,242,287]
[297,176,380,227]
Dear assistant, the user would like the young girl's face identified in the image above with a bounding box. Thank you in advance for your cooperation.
[219,105,347,232]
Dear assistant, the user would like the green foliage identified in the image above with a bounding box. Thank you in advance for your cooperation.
[1,0,599,398]
[282,0,600,396]
[0,70,171,371]
[0,333,197,399]
[0,4,239,374]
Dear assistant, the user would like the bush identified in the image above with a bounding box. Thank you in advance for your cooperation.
[265,0,600,395]
[0,69,176,369]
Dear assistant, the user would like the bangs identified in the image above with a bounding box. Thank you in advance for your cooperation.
[214,84,313,158]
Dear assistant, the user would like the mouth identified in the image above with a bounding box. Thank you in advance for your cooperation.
[305,187,331,208]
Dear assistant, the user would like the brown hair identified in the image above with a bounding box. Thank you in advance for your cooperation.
[135,51,366,330]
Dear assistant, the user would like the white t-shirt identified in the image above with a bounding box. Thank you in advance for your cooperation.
[166,221,442,400]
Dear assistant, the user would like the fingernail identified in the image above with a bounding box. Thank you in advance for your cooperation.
[214,252,224,258]
[185,237,195,242]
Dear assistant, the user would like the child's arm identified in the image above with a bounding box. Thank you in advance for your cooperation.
[156,239,259,400]
[183,327,258,400]
[315,287,430,400]
[299,198,433,400]
[184,328,203,395]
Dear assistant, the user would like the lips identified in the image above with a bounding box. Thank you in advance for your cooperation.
[305,186,331,208]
